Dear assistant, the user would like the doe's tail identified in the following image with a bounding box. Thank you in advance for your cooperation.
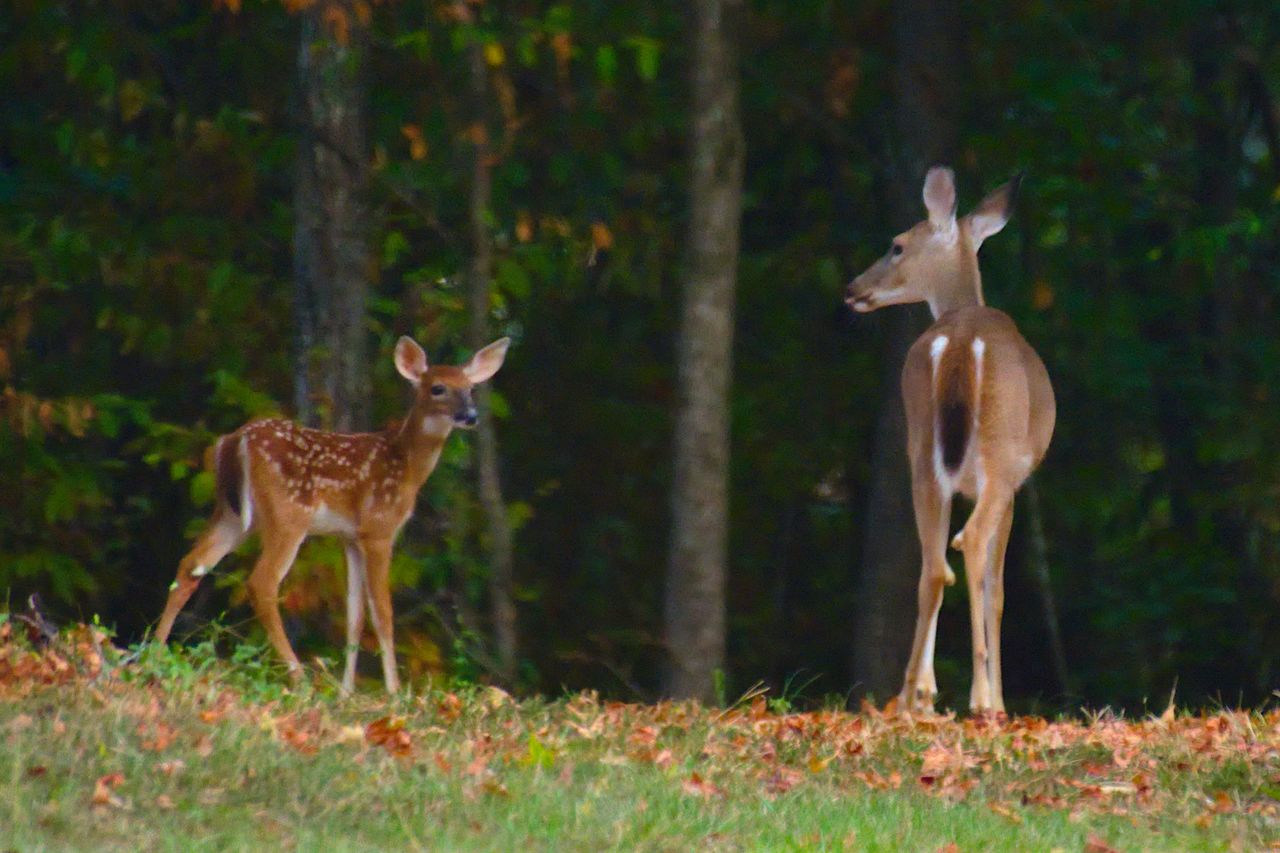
[935,340,977,474]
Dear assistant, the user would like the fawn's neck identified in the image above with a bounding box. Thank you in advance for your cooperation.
[389,416,452,490]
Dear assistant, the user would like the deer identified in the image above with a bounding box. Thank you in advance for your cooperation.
[846,166,1055,715]
[153,335,511,694]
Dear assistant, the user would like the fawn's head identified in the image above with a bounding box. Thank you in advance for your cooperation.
[394,335,511,433]
[846,166,1021,317]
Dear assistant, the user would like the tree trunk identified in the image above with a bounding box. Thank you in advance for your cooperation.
[1023,479,1070,696]
[466,40,518,687]
[292,1,370,432]
[851,0,962,704]
[664,0,745,703]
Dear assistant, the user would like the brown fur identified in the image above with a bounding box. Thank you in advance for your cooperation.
[153,336,510,694]
[850,168,1055,715]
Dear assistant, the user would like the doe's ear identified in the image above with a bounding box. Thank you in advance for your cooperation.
[394,336,429,383]
[463,337,511,384]
[966,173,1023,247]
[922,166,958,234]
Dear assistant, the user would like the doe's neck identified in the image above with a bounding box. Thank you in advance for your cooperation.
[925,251,985,319]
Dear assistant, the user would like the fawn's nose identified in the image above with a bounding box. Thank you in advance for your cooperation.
[456,409,478,427]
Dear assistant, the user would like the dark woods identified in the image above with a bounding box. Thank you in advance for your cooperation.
[3,0,1280,711]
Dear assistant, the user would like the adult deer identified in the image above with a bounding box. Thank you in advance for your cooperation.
[154,335,511,694]
[846,167,1055,715]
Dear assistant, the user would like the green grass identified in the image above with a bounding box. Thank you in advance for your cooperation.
[2,624,1278,851]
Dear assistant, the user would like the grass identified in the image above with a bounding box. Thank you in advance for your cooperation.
[1,621,1278,851]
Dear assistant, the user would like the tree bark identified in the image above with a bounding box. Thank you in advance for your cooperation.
[1023,479,1070,696]
[292,1,371,431]
[664,0,745,703]
[851,0,962,703]
[466,40,518,687]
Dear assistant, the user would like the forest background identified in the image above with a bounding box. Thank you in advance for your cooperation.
[4,0,1280,713]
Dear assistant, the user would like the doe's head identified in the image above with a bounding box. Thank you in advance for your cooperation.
[846,166,1021,314]
[394,335,511,431]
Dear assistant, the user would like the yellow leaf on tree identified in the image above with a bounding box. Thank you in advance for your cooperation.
[401,124,428,161]
[323,4,350,46]
[1032,278,1055,311]
[484,42,506,67]
[590,221,614,251]
[515,210,534,243]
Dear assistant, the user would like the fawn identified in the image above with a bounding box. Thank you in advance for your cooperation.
[154,335,511,693]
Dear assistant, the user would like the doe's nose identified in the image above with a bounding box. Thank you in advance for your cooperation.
[456,409,479,426]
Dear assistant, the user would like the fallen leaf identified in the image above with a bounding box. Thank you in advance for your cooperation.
[436,693,463,722]
[91,772,126,808]
[762,766,804,795]
[681,772,725,800]
[336,724,366,744]
[1084,835,1120,853]
[987,801,1022,824]
[365,716,413,758]
[138,721,177,752]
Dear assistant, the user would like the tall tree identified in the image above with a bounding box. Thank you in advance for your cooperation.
[293,1,371,431]
[466,31,518,687]
[664,0,745,702]
[852,0,962,703]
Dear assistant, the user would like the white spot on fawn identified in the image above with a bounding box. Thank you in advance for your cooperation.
[311,503,356,536]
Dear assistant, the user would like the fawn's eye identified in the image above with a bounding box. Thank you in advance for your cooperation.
[430,384,447,397]
[891,243,904,257]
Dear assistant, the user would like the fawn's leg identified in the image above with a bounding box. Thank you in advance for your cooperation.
[361,537,400,693]
[155,510,246,644]
[245,526,307,679]
[341,540,367,694]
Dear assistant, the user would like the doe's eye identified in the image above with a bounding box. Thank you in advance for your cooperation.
[430,384,447,397]
[891,243,904,257]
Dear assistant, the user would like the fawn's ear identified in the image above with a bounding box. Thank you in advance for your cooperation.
[463,337,511,384]
[394,336,429,383]
[966,173,1023,248]
[922,166,958,234]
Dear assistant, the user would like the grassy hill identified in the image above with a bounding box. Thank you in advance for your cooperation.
[2,618,1277,851]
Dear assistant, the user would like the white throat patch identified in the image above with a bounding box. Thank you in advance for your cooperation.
[421,414,454,437]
